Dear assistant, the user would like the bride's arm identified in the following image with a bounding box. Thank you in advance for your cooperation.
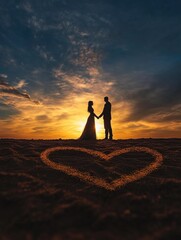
[93,113,99,119]
[91,107,99,118]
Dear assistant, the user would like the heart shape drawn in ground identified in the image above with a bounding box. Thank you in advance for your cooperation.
[40,146,163,191]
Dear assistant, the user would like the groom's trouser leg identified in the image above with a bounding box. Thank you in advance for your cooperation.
[104,120,108,139]
[109,126,113,139]
[105,129,108,139]
[108,120,113,139]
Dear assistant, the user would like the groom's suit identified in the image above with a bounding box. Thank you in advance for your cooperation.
[99,101,113,139]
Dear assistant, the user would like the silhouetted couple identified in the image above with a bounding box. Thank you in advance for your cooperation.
[80,96,113,140]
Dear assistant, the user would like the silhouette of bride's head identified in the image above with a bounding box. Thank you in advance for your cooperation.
[88,101,93,113]
[104,96,109,102]
[88,101,93,106]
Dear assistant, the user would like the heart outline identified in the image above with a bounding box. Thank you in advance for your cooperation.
[40,146,163,191]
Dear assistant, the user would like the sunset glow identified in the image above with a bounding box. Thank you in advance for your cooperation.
[0,1,181,139]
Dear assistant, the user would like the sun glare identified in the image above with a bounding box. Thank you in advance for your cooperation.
[77,120,86,132]
[95,122,101,132]
[77,119,104,139]
[95,121,104,139]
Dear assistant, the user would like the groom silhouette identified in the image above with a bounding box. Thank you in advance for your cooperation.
[99,96,113,140]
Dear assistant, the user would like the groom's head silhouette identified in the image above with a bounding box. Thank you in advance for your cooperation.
[104,96,109,102]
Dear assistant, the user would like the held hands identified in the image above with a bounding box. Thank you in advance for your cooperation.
[95,115,101,119]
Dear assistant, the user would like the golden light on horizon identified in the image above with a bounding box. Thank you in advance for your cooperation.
[1,82,181,139]
[77,119,104,139]
[95,121,104,139]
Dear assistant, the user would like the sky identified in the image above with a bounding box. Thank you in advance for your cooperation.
[0,0,181,139]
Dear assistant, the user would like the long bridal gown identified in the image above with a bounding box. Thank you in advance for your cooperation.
[79,106,96,140]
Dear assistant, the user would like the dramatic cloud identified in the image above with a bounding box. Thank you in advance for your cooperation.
[125,63,181,122]
[0,0,181,138]
[35,114,50,122]
[0,74,40,104]
[0,102,20,119]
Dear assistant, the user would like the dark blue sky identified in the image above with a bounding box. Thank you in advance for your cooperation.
[0,0,181,138]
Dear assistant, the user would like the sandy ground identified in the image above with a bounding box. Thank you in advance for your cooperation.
[0,138,181,240]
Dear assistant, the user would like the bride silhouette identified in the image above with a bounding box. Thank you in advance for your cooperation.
[79,101,98,140]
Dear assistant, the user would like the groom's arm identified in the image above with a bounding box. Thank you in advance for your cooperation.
[99,112,103,118]
[99,105,105,118]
